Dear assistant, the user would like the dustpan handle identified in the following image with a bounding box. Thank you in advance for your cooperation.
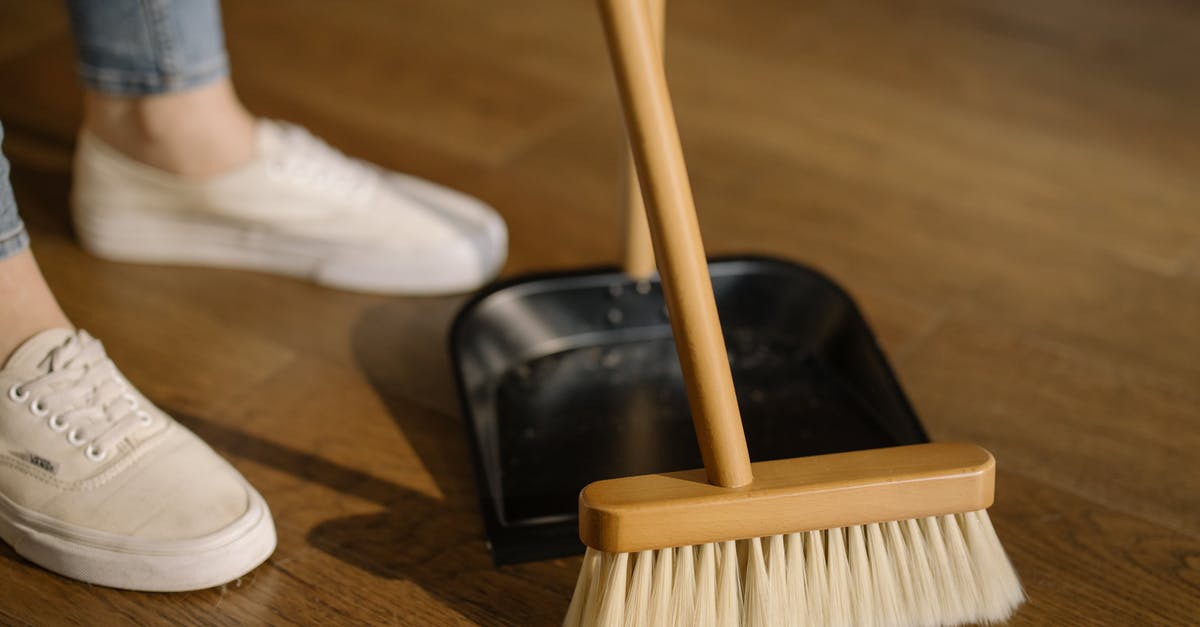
[599,0,753,488]
[620,0,663,280]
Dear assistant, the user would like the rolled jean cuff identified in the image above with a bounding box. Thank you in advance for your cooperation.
[66,0,230,96]
[0,223,30,261]
[1,120,29,260]
[76,55,229,96]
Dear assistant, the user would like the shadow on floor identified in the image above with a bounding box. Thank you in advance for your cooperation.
[176,408,568,625]
[182,298,571,623]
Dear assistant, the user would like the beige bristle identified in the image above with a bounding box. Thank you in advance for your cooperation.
[623,550,653,627]
[595,552,628,627]
[565,548,600,627]
[784,533,805,627]
[868,523,904,627]
[826,527,854,626]
[848,525,875,626]
[669,546,696,625]
[695,543,717,626]
[921,515,967,623]
[743,537,769,626]
[803,529,828,626]
[715,541,741,626]
[883,521,914,625]
[647,548,673,625]
[943,513,985,618]
[884,521,918,625]
[566,511,1023,627]
[766,534,789,625]
[965,510,1025,620]
[902,517,941,623]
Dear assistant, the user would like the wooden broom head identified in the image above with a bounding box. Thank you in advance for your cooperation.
[579,442,995,553]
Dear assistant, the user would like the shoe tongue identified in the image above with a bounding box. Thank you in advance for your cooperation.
[3,328,77,376]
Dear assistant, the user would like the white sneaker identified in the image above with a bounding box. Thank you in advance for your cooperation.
[0,329,275,591]
[71,120,507,294]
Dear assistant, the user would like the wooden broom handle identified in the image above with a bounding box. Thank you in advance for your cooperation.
[599,0,753,488]
[620,0,663,279]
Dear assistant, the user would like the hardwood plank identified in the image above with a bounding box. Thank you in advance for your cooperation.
[993,471,1200,625]
[220,1,599,167]
[675,118,1200,389]
[844,285,945,361]
[903,316,1200,537]
[658,1,1200,274]
[666,41,1200,275]
[0,1,67,65]
[0,36,81,144]
[1181,243,1200,282]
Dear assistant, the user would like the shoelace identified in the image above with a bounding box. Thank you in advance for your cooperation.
[7,332,153,463]
[265,122,378,206]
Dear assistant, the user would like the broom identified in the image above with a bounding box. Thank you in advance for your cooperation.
[564,0,1025,624]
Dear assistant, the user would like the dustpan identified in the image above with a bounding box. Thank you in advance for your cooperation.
[449,0,928,565]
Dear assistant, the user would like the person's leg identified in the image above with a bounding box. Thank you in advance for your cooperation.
[83,80,255,180]
[0,30,275,589]
[63,0,507,294]
[65,0,254,178]
[0,114,275,591]
[0,122,72,362]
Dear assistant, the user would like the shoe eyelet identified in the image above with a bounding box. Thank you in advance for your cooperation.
[8,384,30,403]
[48,414,68,432]
[138,410,153,426]
[122,393,140,410]
[85,445,107,462]
[30,398,50,417]
[66,429,85,446]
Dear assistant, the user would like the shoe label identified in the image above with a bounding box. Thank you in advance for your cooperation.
[10,450,57,475]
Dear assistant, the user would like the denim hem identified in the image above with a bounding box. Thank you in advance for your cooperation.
[76,54,230,96]
[0,223,30,261]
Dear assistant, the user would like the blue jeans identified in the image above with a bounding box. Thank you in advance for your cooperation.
[0,0,227,261]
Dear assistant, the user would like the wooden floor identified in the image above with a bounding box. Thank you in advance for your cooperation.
[2,1,1198,624]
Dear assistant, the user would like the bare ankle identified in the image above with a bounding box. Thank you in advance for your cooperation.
[0,250,72,364]
[82,79,257,180]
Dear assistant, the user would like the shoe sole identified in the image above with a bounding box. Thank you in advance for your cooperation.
[0,483,276,592]
[72,203,504,295]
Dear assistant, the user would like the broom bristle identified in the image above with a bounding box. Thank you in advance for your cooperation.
[565,509,1023,627]
[648,547,673,625]
[804,529,829,625]
[716,541,741,625]
[695,543,718,625]
[743,537,769,625]
[783,533,804,627]
[624,550,653,626]
[594,552,628,626]
[669,546,697,624]
[826,526,853,625]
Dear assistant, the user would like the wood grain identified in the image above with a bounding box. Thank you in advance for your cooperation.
[619,0,663,280]
[600,0,751,489]
[580,443,995,552]
[0,0,1196,624]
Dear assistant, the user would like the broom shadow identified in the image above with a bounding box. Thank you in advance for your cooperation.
[174,404,569,625]
[301,295,482,577]
[310,297,575,622]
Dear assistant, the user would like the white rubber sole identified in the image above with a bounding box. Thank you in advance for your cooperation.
[72,203,505,295]
[0,484,276,592]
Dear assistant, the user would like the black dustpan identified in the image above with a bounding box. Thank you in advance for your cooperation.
[449,1,927,565]
[451,256,928,565]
